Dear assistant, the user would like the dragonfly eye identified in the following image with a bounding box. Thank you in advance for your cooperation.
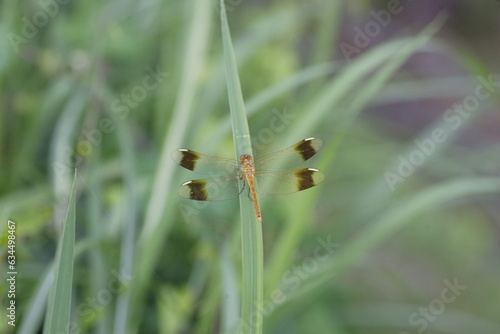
[239,154,253,165]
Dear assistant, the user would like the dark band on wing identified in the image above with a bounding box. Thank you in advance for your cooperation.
[179,150,199,171]
[295,139,317,161]
[186,180,208,200]
[296,168,316,191]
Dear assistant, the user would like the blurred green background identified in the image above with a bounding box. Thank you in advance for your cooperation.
[1,0,500,333]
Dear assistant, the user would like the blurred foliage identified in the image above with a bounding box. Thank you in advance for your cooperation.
[0,0,500,333]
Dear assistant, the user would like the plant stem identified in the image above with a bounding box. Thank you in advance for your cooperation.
[220,1,264,333]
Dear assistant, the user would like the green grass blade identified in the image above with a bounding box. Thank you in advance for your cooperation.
[311,1,342,65]
[48,90,87,222]
[130,0,213,329]
[220,1,263,333]
[17,268,54,334]
[43,170,77,334]
[220,241,240,333]
[112,109,137,334]
[84,140,109,334]
[221,12,251,153]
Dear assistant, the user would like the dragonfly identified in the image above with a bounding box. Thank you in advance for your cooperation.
[171,137,324,222]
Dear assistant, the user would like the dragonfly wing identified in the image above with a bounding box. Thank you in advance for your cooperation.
[172,149,238,176]
[255,168,324,195]
[255,137,322,170]
[178,176,241,201]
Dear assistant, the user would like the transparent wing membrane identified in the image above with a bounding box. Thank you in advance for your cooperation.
[171,149,238,176]
[255,137,323,170]
[255,168,325,195]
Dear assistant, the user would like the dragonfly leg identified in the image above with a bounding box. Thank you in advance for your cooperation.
[236,179,253,200]
[237,178,246,197]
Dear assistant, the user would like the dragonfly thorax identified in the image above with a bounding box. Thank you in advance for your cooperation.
[240,154,255,177]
